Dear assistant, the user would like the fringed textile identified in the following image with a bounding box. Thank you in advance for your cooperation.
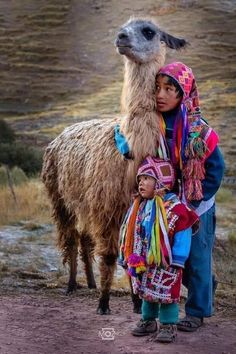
[157,116,169,159]
[158,62,219,202]
[119,195,173,276]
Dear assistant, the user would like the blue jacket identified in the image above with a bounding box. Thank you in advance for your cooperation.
[114,118,225,207]
[163,112,225,207]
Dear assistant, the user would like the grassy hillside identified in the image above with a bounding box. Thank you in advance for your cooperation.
[0,0,235,175]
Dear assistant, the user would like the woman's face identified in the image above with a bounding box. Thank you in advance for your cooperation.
[156,75,182,112]
[138,175,156,199]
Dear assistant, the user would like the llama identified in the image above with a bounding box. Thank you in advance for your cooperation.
[42,18,187,314]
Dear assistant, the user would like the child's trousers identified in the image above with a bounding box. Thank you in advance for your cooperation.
[142,300,179,324]
[182,204,216,318]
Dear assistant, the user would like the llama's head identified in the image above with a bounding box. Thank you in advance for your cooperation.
[115,18,187,63]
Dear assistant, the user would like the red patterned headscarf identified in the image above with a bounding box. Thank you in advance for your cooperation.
[158,62,219,202]
[136,156,175,191]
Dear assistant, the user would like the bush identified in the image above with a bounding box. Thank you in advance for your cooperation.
[0,120,15,143]
[0,166,8,186]
[228,231,236,246]
[0,166,28,186]
[0,142,43,176]
[11,166,28,185]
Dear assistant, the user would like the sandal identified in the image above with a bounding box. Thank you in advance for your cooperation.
[177,315,203,332]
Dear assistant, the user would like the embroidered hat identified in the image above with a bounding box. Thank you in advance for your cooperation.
[157,62,219,201]
[159,62,194,99]
[136,156,175,190]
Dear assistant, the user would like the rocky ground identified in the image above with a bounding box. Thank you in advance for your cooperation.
[0,291,235,354]
[0,219,235,354]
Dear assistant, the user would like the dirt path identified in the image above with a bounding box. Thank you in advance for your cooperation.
[0,290,235,354]
[0,221,235,354]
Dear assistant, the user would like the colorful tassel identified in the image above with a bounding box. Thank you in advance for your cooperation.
[146,196,170,267]
[124,197,141,262]
[183,132,207,201]
[127,254,146,277]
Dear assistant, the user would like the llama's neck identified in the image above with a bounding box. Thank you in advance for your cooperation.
[120,55,165,189]
[121,60,158,118]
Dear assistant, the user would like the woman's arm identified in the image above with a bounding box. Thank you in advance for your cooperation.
[191,146,225,208]
[171,227,192,268]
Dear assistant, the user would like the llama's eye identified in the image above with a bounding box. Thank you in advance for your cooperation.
[142,27,155,40]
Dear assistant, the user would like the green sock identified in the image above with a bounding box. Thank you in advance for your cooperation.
[159,303,179,324]
[142,300,159,321]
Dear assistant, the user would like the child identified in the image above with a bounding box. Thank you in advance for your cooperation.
[116,62,225,331]
[118,156,198,343]
[156,62,225,331]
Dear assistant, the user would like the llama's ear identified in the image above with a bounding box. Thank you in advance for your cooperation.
[160,31,188,50]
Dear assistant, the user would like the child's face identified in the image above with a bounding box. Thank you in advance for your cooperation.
[156,75,182,112]
[138,175,156,199]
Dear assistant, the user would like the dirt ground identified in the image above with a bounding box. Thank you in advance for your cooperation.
[0,221,234,354]
[0,289,235,354]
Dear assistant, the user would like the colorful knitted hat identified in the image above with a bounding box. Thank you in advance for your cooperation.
[157,62,219,201]
[158,62,200,123]
[136,156,175,190]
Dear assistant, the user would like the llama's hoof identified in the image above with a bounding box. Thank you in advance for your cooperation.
[66,287,76,295]
[66,281,79,295]
[96,307,111,315]
[88,282,97,289]
[133,306,142,314]
[132,295,142,314]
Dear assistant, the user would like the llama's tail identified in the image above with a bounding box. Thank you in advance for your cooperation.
[41,145,60,211]
[41,145,78,265]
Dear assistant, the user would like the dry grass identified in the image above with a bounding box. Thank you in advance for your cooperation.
[214,239,236,301]
[0,179,51,226]
[216,187,233,203]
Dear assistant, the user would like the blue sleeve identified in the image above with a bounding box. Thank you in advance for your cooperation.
[114,124,130,156]
[171,227,192,268]
[191,146,225,208]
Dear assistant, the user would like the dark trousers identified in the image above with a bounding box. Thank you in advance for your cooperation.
[182,204,216,318]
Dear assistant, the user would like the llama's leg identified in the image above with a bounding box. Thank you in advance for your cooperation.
[79,234,97,289]
[51,196,80,294]
[128,275,142,314]
[42,153,80,294]
[97,253,117,315]
[66,229,80,294]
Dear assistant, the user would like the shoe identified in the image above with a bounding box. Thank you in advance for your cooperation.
[154,324,177,343]
[131,319,157,336]
[177,315,203,332]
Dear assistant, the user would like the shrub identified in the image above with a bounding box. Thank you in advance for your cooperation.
[228,231,236,246]
[0,120,15,143]
[11,166,28,185]
[0,166,8,186]
[0,142,43,176]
